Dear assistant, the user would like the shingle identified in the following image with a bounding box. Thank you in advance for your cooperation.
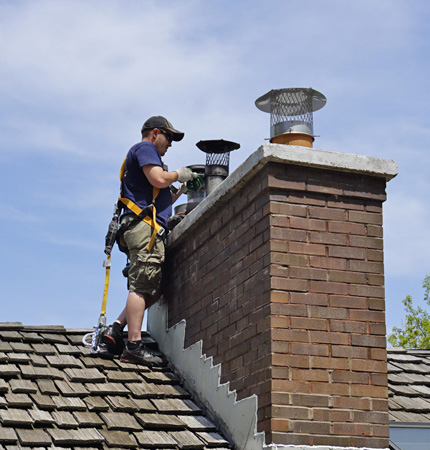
[82,356,118,369]
[4,393,33,408]
[36,379,59,395]
[83,396,109,412]
[10,342,33,353]
[31,393,57,410]
[72,411,104,428]
[142,371,179,384]
[7,353,31,364]
[16,428,52,446]
[51,411,79,428]
[152,398,202,415]
[28,353,48,367]
[55,379,89,397]
[41,333,69,344]
[125,382,162,398]
[46,354,83,368]
[198,431,231,448]
[158,384,190,398]
[99,429,138,448]
[32,343,57,355]
[0,331,22,341]
[180,415,217,432]
[0,409,34,427]
[128,398,157,412]
[100,412,141,430]
[64,367,105,383]
[135,413,187,430]
[10,379,38,394]
[52,396,87,411]
[0,363,20,377]
[0,341,13,352]
[20,365,64,379]
[27,409,55,426]
[48,428,104,446]
[55,344,83,355]
[0,378,8,393]
[0,426,18,444]
[106,370,142,383]
[171,430,205,449]
[134,430,177,447]
[105,396,140,412]
[86,382,130,396]
[20,332,44,343]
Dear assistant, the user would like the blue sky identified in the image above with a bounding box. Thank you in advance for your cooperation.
[1,0,429,337]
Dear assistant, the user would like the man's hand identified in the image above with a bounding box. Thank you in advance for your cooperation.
[175,167,197,183]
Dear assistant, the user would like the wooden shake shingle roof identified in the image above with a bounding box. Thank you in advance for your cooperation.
[388,348,430,423]
[0,322,232,449]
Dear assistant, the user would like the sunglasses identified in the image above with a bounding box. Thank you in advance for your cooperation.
[159,129,173,143]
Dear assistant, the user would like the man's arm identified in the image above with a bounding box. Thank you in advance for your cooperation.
[143,164,178,189]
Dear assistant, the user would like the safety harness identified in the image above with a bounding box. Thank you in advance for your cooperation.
[83,155,163,353]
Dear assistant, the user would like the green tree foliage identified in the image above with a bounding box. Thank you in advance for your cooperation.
[388,275,430,349]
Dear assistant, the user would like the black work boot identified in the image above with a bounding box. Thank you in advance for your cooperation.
[120,342,166,367]
[101,323,125,355]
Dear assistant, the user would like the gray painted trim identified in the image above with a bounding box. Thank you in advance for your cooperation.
[168,143,398,248]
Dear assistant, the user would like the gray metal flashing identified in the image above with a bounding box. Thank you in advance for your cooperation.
[168,143,398,248]
[147,301,265,450]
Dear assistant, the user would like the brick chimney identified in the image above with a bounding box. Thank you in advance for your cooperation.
[149,144,397,449]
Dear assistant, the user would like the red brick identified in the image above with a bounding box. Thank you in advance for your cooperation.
[289,267,328,281]
[328,271,367,284]
[270,202,307,217]
[333,422,372,436]
[272,329,309,342]
[311,357,349,370]
[328,221,366,235]
[310,331,350,345]
[310,231,347,246]
[291,342,330,357]
[272,277,308,291]
[351,359,386,373]
[309,281,349,295]
[272,303,308,317]
[348,260,384,273]
[350,310,385,323]
[349,235,383,249]
[271,252,308,266]
[310,382,350,396]
[290,317,328,331]
[270,291,289,303]
[370,348,387,361]
[290,393,330,407]
[367,225,383,237]
[290,419,331,434]
[290,216,326,231]
[327,198,364,211]
[273,354,310,368]
[349,285,384,298]
[289,242,326,256]
[351,385,388,398]
[328,246,365,260]
[351,335,386,348]
[310,256,347,270]
[271,227,307,242]
[349,210,382,225]
[332,370,369,384]
[309,206,346,221]
[368,298,386,311]
[368,274,384,286]
[309,305,348,320]
[290,292,329,306]
[368,323,386,335]
[331,345,367,359]
[329,295,368,309]
[332,396,371,410]
[291,368,329,383]
[271,406,311,420]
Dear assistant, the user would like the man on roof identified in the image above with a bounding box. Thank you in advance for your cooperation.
[102,116,196,366]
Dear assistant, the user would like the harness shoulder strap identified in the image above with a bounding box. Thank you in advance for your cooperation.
[118,156,162,251]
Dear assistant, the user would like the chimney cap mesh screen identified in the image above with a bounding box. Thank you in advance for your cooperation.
[255,88,326,127]
[205,151,230,167]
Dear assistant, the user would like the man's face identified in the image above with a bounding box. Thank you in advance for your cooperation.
[154,129,173,156]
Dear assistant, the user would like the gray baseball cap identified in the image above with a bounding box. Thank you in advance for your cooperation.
[141,116,184,141]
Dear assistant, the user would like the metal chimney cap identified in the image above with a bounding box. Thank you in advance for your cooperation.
[196,139,240,154]
[255,88,327,115]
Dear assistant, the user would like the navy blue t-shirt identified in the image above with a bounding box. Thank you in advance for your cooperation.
[121,141,172,229]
